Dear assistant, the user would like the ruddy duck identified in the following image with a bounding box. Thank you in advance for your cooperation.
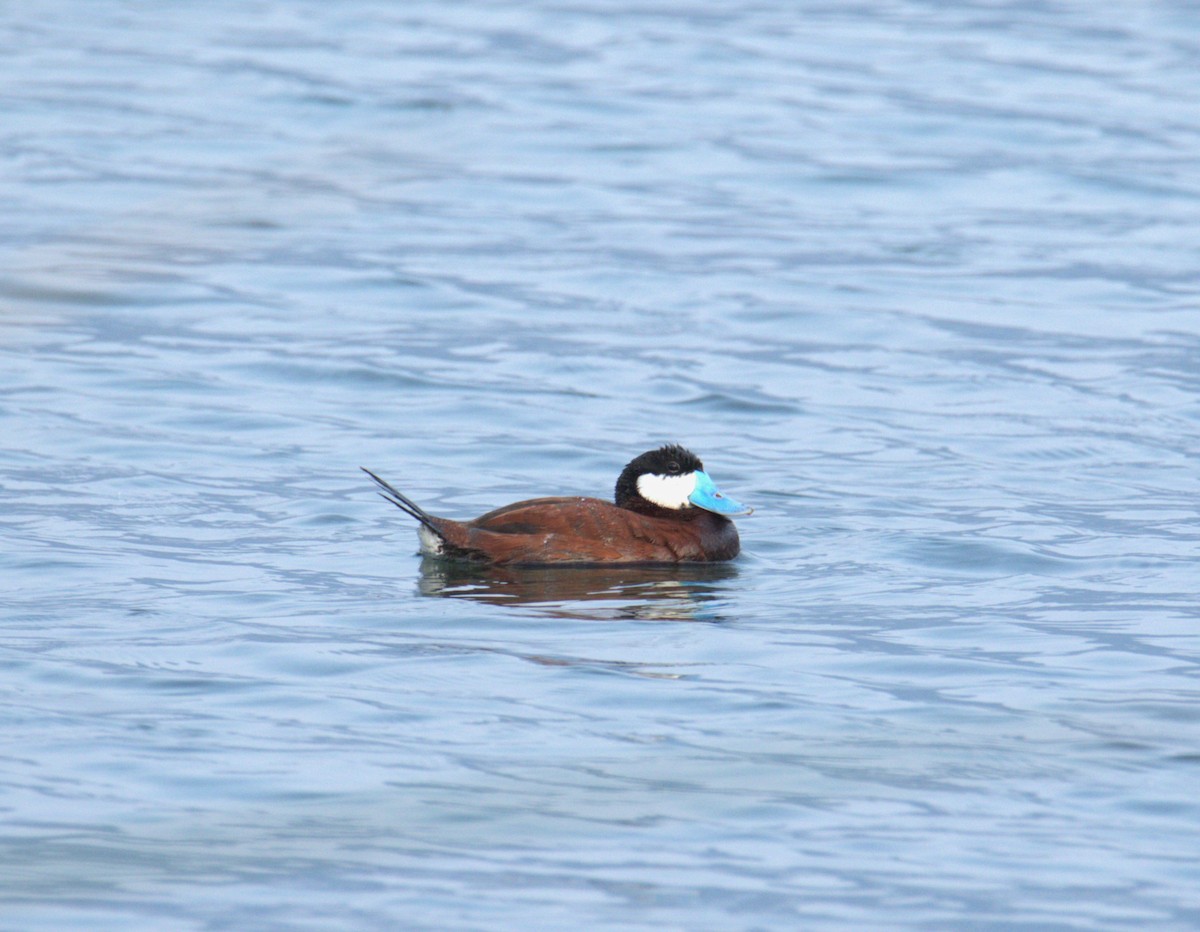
[362,444,752,566]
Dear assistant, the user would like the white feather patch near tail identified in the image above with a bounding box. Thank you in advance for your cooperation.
[417,525,445,556]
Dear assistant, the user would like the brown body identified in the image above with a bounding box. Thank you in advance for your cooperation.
[423,496,741,565]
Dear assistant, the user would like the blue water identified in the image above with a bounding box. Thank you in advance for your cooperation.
[3,1,1200,928]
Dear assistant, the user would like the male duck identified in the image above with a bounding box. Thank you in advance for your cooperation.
[362,444,752,566]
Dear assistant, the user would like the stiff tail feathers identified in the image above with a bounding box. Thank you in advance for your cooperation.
[360,467,443,536]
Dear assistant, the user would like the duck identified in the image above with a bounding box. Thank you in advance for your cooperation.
[361,444,752,566]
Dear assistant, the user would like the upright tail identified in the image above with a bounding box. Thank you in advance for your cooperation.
[360,467,443,536]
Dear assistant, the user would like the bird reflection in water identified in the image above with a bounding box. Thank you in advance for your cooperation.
[415,558,738,622]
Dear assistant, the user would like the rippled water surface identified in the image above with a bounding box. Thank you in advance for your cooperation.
[3,1,1200,928]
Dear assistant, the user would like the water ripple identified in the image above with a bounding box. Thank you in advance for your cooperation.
[3,1,1200,928]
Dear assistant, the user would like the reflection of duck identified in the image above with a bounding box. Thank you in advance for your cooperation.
[416,559,738,622]
[362,444,752,566]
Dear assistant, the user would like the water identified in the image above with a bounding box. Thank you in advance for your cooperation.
[3,1,1200,928]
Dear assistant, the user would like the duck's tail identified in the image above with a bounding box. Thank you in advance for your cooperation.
[360,467,443,536]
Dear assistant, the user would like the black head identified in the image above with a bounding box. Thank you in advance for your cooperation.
[614,444,705,514]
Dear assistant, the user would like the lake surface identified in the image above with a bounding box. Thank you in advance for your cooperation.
[3,1,1200,928]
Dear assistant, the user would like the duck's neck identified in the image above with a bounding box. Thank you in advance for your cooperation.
[617,498,708,521]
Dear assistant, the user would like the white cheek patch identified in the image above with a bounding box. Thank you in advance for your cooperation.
[636,471,697,510]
